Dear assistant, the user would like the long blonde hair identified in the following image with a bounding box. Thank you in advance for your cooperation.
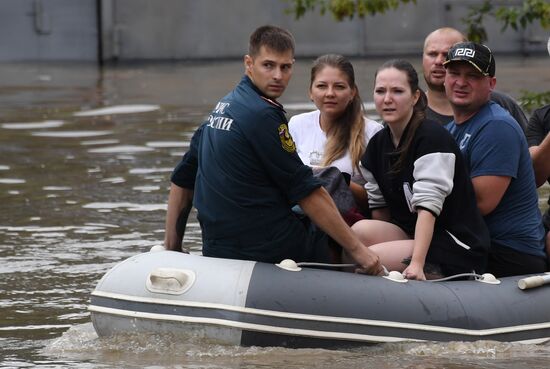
[310,54,366,172]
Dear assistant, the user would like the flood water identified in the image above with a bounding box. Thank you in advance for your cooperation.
[1,56,549,368]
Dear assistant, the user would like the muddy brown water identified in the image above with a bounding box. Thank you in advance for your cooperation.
[1,56,549,368]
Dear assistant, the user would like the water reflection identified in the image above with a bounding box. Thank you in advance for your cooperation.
[1,58,549,368]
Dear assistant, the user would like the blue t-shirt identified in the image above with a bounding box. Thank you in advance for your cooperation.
[176,76,321,263]
[446,102,545,257]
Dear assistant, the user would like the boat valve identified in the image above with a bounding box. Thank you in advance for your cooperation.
[477,273,501,285]
[276,259,302,272]
[383,270,408,283]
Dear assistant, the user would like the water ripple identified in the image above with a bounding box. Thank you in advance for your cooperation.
[2,120,64,129]
[82,202,166,211]
[43,186,72,191]
[73,104,160,117]
[88,145,154,153]
[80,139,120,146]
[129,168,173,174]
[32,131,113,138]
[145,141,189,148]
[0,178,26,184]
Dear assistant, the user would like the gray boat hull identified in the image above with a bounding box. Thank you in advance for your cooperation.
[89,250,550,348]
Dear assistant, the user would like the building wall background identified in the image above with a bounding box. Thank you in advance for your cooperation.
[0,0,547,62]
[0,0,98,61]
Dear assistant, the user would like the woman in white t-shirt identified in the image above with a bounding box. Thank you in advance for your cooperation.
[289,54,382,214]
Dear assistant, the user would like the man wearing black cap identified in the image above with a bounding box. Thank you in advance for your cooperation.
[421,27,528,131]
[444,42,546,277]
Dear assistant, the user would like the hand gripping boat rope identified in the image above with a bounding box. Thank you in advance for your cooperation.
[276,259,501,284]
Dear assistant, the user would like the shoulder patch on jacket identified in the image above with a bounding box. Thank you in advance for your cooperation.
[278,123,296,153]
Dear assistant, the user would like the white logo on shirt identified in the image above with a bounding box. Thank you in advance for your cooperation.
[403,182,414,213]
[207,115,233,131]
[459,133,472,150]
[308,150,323,166]
[213,102,230,114]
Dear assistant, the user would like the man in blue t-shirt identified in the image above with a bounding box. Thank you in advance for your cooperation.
[164,25,382,274]
[422,27,528,130]
[444,42,546,277]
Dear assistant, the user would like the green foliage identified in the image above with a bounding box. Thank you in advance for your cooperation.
[495,0,550,31]
[464,0,550,43]
[519,90,550,114]
[285,0,416,21]
[461,1,492,43]
[286,0,550,111]
[286,0,550,43]
[286,0,325,19]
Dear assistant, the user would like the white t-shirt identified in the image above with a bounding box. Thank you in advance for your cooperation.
[288,110,383,182]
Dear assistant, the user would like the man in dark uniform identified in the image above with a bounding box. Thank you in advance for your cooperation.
[164,25,382,274]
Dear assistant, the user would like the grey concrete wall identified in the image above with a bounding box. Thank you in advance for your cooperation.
[0,0,547,62]
[0,0,98,61]
[103,0,548,60]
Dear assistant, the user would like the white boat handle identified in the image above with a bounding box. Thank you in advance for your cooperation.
[146,268,196,295]
[517,274,550,290]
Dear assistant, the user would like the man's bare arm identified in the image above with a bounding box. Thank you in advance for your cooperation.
[529,132,550,187]
[471,175,511,216]
[299,187,383,275]
[164,183,194,251]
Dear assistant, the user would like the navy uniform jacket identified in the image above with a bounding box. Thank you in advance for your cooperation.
[171,76,321,263]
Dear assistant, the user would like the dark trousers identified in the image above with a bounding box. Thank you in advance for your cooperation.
[486,245,546,277]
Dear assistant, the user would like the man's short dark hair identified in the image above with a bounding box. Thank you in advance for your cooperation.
[249,25,295,57]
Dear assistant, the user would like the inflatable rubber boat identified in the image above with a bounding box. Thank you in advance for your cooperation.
[89,249,550,348]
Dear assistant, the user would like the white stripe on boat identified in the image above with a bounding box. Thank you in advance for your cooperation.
[89,290,550,340]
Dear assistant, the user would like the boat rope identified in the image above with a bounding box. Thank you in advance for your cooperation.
[294,262,500,284]
[427,273,483,282]
[296,263,492,283]
[296,262,357,268]
[296,262,390,275]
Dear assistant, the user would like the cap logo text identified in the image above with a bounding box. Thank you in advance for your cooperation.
[454,48,475,58]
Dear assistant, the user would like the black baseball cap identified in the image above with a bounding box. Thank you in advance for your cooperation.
[443,42,495,77]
